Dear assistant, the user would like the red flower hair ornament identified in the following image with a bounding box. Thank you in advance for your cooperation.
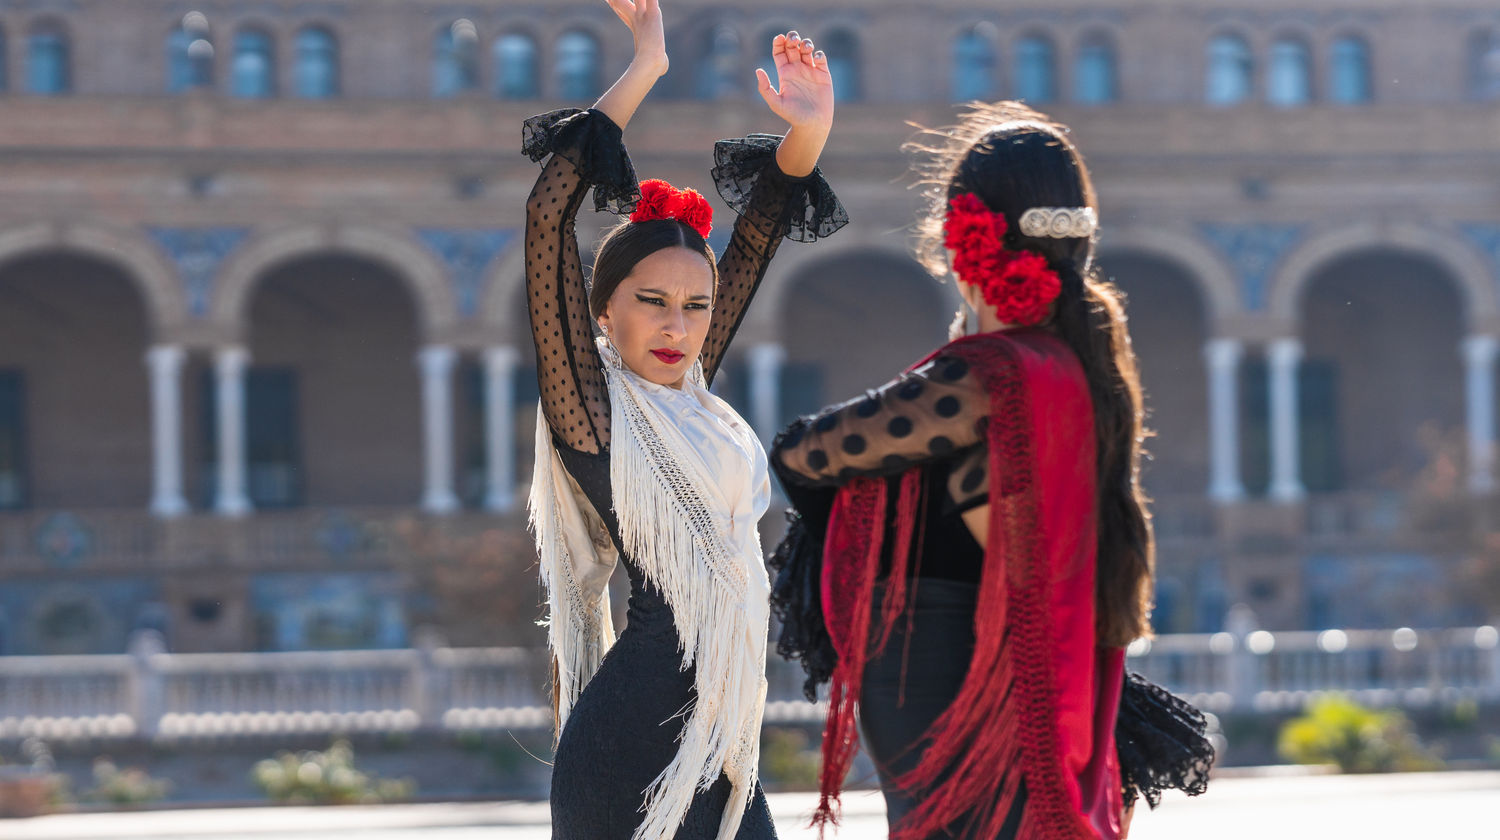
[943,192,1062,327]
[629,178,714,239]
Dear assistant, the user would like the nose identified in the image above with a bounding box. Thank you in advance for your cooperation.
[661,306,686,341]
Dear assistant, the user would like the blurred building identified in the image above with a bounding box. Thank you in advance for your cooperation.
[0,0,1497,655]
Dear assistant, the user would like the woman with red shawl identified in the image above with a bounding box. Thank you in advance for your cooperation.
[768,103,1212,839]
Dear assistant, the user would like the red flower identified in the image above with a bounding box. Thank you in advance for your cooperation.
[943,193,1062,327]
[629,179,714,239]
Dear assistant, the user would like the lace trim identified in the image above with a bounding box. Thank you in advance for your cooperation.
[1117,671,1216,809]
[711,134,849,243]
[522,107,641,214]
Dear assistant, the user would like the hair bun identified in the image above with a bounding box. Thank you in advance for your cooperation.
[629,179,714,239]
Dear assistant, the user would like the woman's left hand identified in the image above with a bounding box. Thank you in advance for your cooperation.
[757,32,834,131]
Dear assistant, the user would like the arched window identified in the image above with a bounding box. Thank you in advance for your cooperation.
[1267,36,1312,106]
[1073,32,1117,104]
[168,20,215,93]
[1206,33,1253,105]
[696,24,740,101]
[556,29,602,100]
[433,21,479,97]
[823,29,861,102]
[493,32,539,99]
[1469,30,1500,101]
[294,26,339,99]
[1013,34,1055,104]
[231,27,276,98]
[1329,35,1371,104]
[951,23,999,102]
[27,20,71,95]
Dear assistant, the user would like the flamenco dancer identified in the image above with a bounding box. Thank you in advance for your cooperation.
[769,103,1213,839]
[521,1,846,837]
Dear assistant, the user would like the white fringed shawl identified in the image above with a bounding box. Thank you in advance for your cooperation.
[529,339,771,840]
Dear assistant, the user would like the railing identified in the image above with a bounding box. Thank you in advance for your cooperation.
[2,623,1497,742]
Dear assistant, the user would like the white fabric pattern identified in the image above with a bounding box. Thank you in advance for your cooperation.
[530,337,772,840]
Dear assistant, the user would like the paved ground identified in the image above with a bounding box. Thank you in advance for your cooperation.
[5,771,1496,839]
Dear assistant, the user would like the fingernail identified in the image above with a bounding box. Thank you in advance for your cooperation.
[788,30,800,39]
[803,40,815,50]
[815,50,826,60]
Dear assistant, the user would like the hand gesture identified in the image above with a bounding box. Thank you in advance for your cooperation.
[756,31,834,130]
[604,0,667,76]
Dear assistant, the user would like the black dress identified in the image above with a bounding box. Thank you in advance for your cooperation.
[522,108,845,839]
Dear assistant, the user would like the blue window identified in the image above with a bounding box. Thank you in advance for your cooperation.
[231,28,276,98]
[201,368,302,509]
[493,32,538,99]
[0,27,7,91]
[951,23,998,102]
[0,371,26,510]
[433,21,479,97]
[1267,37,1312,106]
[556,30,602,100]
[1470,30,1500,100]
[1014,34,1055,104]
[168,27,215,92]
[27,21,71,95]
[696,24,740,101]
[1073,33,1117,104]
[1206,34,1253,105]
[1329,36,1371,104]
[294,26,339,99]
[823,29,861,102]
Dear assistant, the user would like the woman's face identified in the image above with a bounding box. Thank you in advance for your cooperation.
[598,246,715,388]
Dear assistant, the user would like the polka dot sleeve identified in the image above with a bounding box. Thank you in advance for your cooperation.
[701,137,848,386]
[523,109,639,454]
[771,353,990,488]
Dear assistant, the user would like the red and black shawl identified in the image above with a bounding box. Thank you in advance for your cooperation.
[771,329,1126,840]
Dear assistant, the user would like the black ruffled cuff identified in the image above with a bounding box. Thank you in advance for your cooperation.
[711,134,849,243]
[522,108,640,214]
[1116,672,1216,810]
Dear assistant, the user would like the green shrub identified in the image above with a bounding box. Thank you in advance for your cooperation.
[252,739,415,804]
[758,727,821,791]
[1277,696,1442,773]
[84,759,170,806]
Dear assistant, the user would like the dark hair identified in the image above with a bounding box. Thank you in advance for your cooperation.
[907,102,1155,647]
[589,218,718,318]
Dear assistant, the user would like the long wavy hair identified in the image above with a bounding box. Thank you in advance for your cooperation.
[906,102,1155,646]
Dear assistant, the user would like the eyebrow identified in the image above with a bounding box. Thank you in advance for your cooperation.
[638,288,712,301]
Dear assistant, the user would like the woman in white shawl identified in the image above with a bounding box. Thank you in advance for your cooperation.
[522,1,845,837]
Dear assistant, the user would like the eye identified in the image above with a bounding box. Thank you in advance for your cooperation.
[686,302,710,311]
[635,294,665,306]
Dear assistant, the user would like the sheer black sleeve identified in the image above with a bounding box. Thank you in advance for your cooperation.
[771,352,990,489]
[523,108,640,454]
[700,135,848,386]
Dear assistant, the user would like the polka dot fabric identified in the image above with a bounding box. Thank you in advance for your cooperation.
[773,353,990,495]
[524,107,849,455]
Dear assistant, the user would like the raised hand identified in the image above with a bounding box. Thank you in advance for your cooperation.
[604,0,667,76]
[756,31,834,131]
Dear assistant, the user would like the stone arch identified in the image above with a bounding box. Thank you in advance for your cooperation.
[1098,226,1240,330]
[480,239,530,344]
[0,222,183,333]
[213,225,455,342]
[1268,223,1497,332]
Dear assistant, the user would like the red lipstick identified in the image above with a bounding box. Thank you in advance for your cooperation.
[650,349,685,365]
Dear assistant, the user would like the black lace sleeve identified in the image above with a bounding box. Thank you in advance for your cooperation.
[1116,672,1216,810]
[771,352,989,489]
[523,108,639,454]
[522,107,640,214]
[766,444,841,700]
[698,135,848,386]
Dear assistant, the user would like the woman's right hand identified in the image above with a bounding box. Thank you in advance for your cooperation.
[605,0,668,77]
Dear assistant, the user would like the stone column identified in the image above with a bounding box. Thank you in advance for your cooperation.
[746,342,786,445]
[145,345,188,517]
[418,345,460,514]
[483,346,521,513]
[1204,338,1245,504]
[214,346,252,516]
[1463,334,1499,495]
[1267,337,1305,503]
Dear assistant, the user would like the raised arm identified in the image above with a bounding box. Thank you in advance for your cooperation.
[700,31,846,385]
[521,0,667,454]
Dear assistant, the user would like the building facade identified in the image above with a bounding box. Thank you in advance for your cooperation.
[1,0,1498,655]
